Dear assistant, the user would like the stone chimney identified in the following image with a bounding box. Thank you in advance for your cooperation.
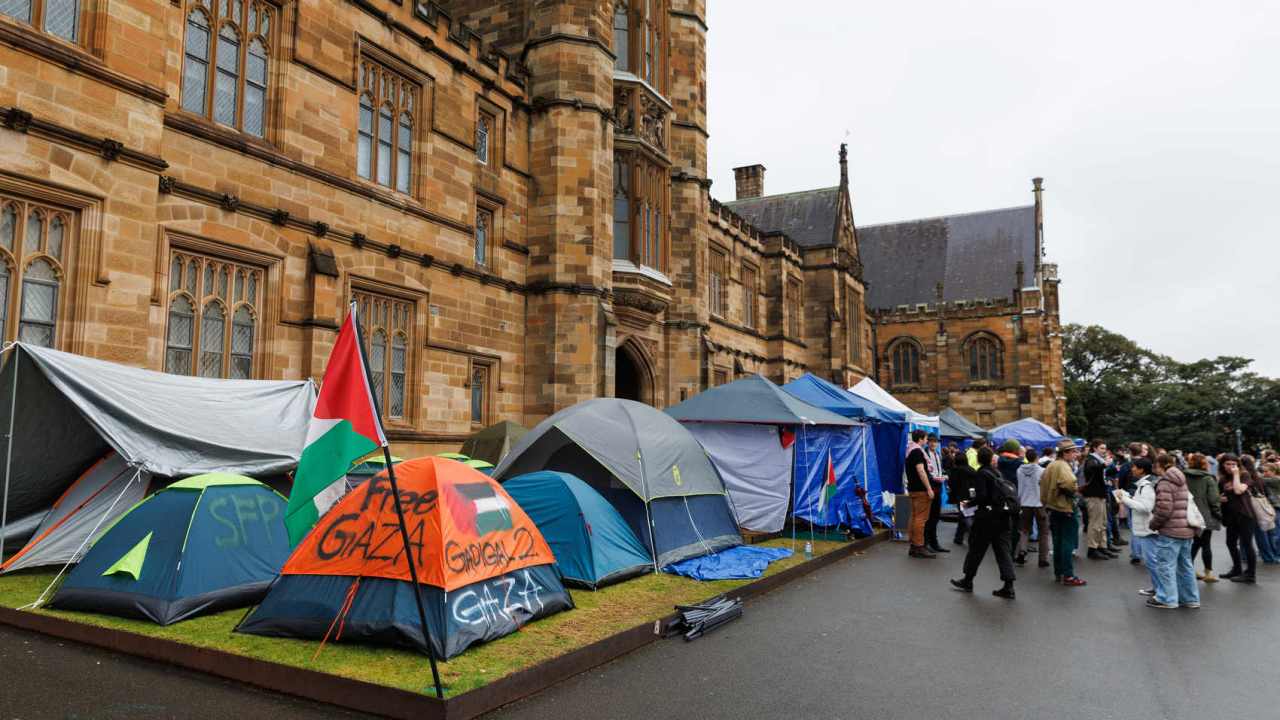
[1032,177,1044,272]
[733,164,766,200]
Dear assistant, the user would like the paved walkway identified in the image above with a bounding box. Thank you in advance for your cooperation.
[1,531,1276,719]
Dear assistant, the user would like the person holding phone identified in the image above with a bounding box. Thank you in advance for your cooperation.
[1218,454,1259,584]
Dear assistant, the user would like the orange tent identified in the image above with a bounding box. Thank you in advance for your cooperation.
[239,457,573,658]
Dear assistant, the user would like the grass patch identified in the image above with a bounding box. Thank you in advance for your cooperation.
[0,537,854,697]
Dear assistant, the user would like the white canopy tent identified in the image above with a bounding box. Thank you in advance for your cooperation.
[848,377,940,431]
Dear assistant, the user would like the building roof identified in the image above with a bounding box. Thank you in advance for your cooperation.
[723,187,841,249]
[857,205,1036,310]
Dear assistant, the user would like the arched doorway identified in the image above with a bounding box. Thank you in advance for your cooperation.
[615,339,653,405]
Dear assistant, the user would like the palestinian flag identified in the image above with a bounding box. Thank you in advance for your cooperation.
[284,306,386,546]
[449,482,514,537]
[817,451,837,514]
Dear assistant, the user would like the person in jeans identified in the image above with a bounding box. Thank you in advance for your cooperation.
[1146,454,1200,609]
[1041,439,1086,586]
[1016,447,1049,568]
[905,429,935,559]
[1259,462,1280,564]
[1114,458,1158,595]
[924,433,950,554]
[1242,456,1280,564]
[1081,440,1115,560]
[1218,453,1259,584]
[950,446,1018,599]
[1185,453,1222,582]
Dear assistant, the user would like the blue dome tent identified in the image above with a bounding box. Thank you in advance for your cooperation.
[503,471,652,589]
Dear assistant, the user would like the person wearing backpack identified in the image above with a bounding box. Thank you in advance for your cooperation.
[950,446,1018,599]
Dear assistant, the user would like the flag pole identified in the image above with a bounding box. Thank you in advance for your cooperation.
[0,344,19,562]
[349,304,444,700]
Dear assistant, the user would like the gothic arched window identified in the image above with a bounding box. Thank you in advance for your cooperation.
[967,335,1004,381]
[181,1,273,137]
[889,339,921,386]
[164,248,262,377]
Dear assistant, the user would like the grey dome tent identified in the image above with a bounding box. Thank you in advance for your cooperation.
[492,398,742,568]
[0,343,314,570]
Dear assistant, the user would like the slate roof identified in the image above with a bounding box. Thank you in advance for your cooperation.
[857,205,1036,310]
[723,187,841,249]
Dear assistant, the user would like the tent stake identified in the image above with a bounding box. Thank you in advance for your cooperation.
[0,345,18,562]
[349,305,444,700]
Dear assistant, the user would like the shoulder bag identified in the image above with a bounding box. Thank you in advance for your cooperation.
[1252,493,1277,532]
[1185,489,1205,531]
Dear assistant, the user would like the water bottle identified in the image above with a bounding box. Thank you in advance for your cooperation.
[804,541,813,560]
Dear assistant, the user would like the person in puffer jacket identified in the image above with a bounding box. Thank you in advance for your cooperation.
[1114,458,1157,596]
[1145,455,1201,609]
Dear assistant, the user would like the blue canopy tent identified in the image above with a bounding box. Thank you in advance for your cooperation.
[665,374,869,535]
[989,417,1067,452]
[781,374,908,526]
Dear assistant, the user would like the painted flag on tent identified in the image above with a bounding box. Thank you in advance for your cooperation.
[817,450,837,515]
[284,305,387,546]
[448,482,515,537]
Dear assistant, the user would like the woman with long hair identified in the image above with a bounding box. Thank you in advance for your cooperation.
[1184,453,1222,582]
[1242,455,1280,564]
[1218,453,1259,583]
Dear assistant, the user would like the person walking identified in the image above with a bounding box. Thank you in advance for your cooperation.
[1218,454,1259,584]
[1146,455,1201,609]
[950,446,1018,599]
[1114,458,1158,595]
[1016,447,1050,568]
[1082,440,1115,560]
[952,439,987,546]
[1041,439,1086,586]
[905,429,936,559]
[924,433,950,554]
[1185,453,1222,582]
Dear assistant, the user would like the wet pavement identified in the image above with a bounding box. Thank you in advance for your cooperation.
[2,530,1276,719]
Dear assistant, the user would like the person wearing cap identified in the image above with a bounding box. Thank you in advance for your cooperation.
[1042,438,1086,586]
[1082,439,1116,560]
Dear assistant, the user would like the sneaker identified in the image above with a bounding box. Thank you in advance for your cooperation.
[929,545,951,554]
[1138,588,1155,597]
[1014,554,1027,566]
[909,547,937,559]
[1145,598,1177,609]
[1196,571,1205,580]
[950,578,973,593]
[1203,571,1219,583]
[1180,602,1201,609]
[992,587,1016,600]
[1087,549,1107,560]
[1222,569,1241,580]
[1062,576,1087,587]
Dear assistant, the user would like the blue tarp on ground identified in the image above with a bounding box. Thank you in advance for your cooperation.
[782,374,908,522]
[662,545,793,581]
[792,425,876,535]
[503,471,652,589]
[989,417,1066,452]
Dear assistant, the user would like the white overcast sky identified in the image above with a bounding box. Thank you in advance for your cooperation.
[705,0,1280,376]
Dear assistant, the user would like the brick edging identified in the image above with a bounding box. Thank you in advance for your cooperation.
[0,531,888,720]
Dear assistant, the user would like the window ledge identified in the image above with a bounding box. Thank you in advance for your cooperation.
[612,71,672,109]
[612,259,671,286]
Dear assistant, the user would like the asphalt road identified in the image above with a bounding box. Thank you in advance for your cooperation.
[2,530,1276,720]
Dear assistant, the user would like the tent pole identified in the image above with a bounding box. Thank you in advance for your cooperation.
[349,305,443,700]
[0,345,18,562]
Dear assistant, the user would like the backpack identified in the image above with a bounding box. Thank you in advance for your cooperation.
[992,473,1019,513]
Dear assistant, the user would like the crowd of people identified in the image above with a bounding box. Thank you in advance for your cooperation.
[902,430,1280,608]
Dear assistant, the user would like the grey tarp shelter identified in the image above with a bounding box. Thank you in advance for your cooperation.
[665,374,856,533]
[493,398,742,568]
[0,343,315,567]
[459,420,528,465]
[939,407,988,442]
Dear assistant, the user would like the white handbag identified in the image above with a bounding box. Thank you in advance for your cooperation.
[1186,490,1206,530]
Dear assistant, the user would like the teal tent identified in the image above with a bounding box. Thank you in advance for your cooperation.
[49,474,290,625]
[504,471,652,589]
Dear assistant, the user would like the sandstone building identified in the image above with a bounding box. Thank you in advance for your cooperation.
[0,0,879,456]
[0,0,1059,456]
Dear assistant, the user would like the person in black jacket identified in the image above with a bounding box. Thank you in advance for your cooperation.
[951,446,1018,599]
[1081,440,1116,560]
[950,439,986,546]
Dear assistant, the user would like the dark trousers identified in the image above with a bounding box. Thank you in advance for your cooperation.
[1049,509,1079,579]
[1190,528,1214,572]
[924,480,944,548]
[1226,515,1257,578]
[962,513,1016,583]
[1018,506,1050,563]
[954,514,970,544]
